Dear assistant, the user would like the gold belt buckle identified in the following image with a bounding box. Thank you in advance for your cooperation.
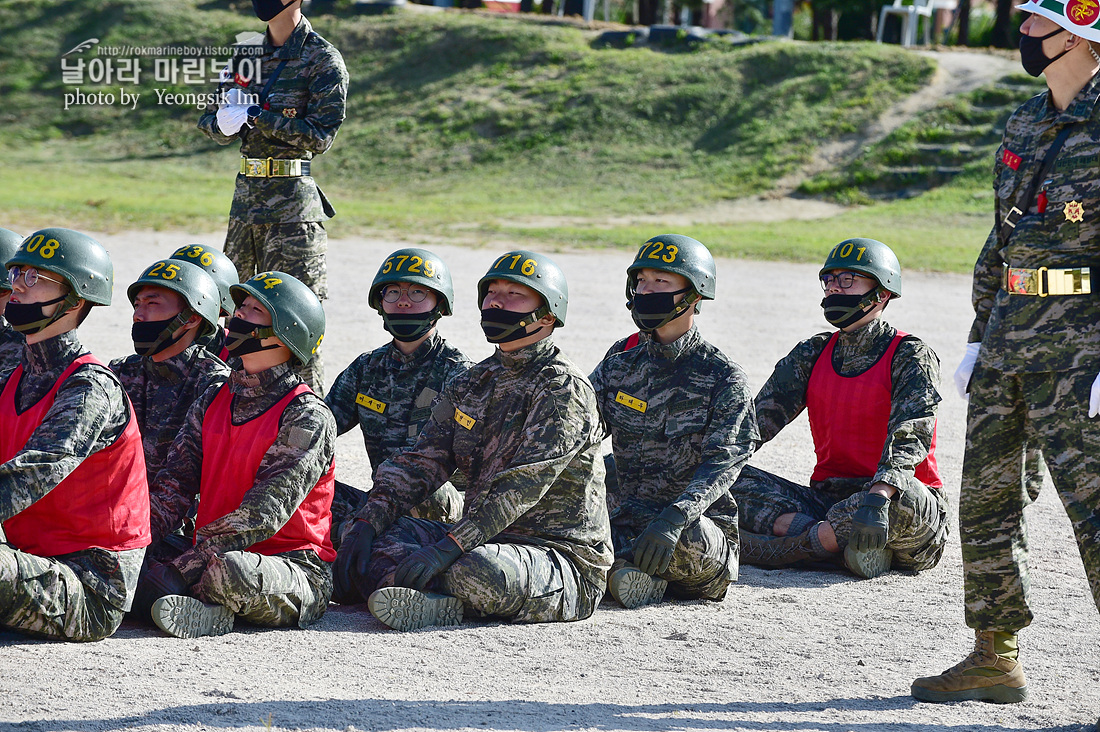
[1005,267,1039,295]
[243,158,269,177]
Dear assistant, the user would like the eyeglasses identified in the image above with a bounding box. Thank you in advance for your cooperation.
[819,271,869,291]
[8,266,67,289]
[382,285,430,304]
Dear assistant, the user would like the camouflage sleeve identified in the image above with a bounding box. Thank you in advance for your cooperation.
[587,360,612,442]
[357,394,459,535]
[969,141,1008,343]
[0,366,128,522]
[754,334,830,445]
[447,373,595,552]
[148,383,218,545]
[671,368,757,522]
[874,337,942,489]
[325,355,363,436]
[198,107,241,147]
[188,393,336,558]
[249,50,348,155]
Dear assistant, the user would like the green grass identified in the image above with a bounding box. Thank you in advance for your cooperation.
[0,0,1004,273]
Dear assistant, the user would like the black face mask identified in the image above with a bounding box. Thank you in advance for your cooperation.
[629,287,694,333]
[131,316,189,358]
[382,310,438,343]
[480,308,546,344]
[821,291,880,329]
[225,316,281,356]
[4,295,70,334]
[253,0,290,22]
[1019,28,1070,77]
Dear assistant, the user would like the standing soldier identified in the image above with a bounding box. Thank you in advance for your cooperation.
[337,251,613,631]
[912,1,1100,709]
[109,259,230,573]
[325,248,471,590]
[169,243,240,360]
[139,272,336,638]
[198,0,348,394]
[0,229,24,374]
[731,239,948,580]
[0,228,150,641]
[589,234,754,609]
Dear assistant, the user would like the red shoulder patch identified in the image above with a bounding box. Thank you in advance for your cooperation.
[1003,149,1022,171]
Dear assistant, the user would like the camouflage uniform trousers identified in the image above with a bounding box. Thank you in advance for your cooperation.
[962,364,1100,632]
[610,511,737,601]
[330,480,463,552]
[224,219,327,395]
[367,517,602,623]
[0,544,144,642]
[733,464,949,571]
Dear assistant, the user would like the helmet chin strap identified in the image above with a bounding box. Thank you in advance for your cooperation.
[10,290,81,335]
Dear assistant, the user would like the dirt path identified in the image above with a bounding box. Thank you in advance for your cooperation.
[0,229,1096,732]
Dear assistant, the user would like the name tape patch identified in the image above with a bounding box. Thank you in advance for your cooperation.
[356,393,386,414]
[454,408,476,430]
[615,391,648,413]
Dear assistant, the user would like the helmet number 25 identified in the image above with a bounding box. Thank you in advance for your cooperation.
[637,242,678,263]
[24,235,61,259]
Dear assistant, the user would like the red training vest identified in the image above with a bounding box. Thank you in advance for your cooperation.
[806,331,941,489]
[196,383,335,561]
[0,355,151,556]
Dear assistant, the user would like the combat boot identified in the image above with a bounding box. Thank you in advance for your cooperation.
[911,630,1028,704]
[843,543,893,579]
[608,564,668,609]
[151,595,234,638]
[739,529,818,568]
[368,587,463,631]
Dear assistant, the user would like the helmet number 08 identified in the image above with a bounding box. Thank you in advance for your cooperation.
[637,241,678,264]
[24,235,61,259]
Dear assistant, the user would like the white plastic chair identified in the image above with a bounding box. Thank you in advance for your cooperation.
[876,0,935,46]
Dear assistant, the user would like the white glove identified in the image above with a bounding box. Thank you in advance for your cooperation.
[1089,371,1100,418]
[216,105,250,135]
[222,87,251,107]
[954,342,981,400]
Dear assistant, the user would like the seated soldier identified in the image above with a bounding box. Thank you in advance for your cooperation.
[110,259,230,567]
[0,229,25,374]
[140,271,336,638]
[169,244,239,360]
[590,234,756,608]
[337,250,613,631]
[326,248,472,586]
[730,238,949,579]
[0,228,150,641]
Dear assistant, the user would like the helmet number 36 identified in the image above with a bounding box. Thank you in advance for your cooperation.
[24,235,61,259]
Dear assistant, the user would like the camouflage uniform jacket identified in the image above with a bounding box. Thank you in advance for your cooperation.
[356,337,614,591]
[755,317,941,490]
[110,343,231,488]
[971,74,1100,372]
[149,361,337,582]
[589,326,758,525]
[326,333,472,474]
[0,321,23,375]
[197,16,348,224]
[0,332,143,610]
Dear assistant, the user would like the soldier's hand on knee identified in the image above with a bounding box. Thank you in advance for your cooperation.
[633,506,687,577]
[849,492,891,552]
[335,521,376,598]
[393,535,463,591]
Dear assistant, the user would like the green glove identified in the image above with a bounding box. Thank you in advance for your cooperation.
[849,492,891,552]
[633,506,686,576]
[393,534,464,591]
[334,521,376,602]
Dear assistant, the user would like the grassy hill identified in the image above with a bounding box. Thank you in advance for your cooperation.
[0,0,1040,271]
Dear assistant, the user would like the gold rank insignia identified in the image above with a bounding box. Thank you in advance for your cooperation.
[1065,201,1085,223]
[356,393,386,414]
[454,408,476,430]
[282,108,297,118]
[615,390,648,413]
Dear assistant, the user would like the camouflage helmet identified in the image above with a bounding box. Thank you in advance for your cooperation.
[170,243,239,316]
[368,248,454,317]
[1017,0,1100,42]
[626,234,716,302]
[230,271,325,366]
[7,228,113,305]
[127,259,222,333]
[0,229,23,292]
[820,238,902,298]
[477,250,568,327]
